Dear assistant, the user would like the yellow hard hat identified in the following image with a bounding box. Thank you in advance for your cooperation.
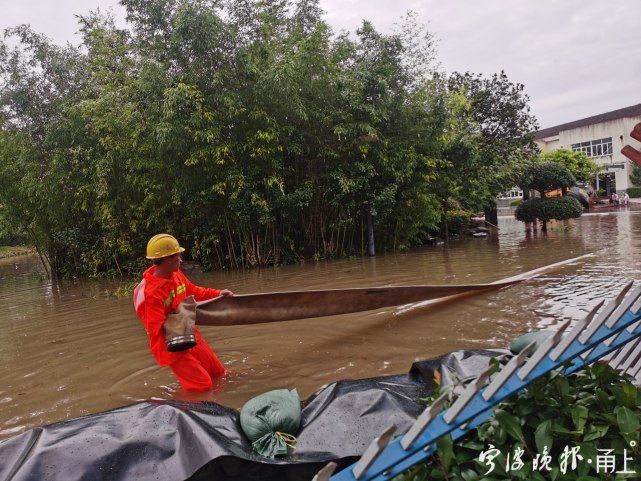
[146,233,186,260]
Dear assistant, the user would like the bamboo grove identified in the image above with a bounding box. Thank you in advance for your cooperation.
[0,0,538,277]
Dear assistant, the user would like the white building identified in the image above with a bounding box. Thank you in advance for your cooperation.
[534,103,641,194]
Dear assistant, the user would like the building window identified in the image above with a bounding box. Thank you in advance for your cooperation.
[571,138,613,157]
[497,188,523,199]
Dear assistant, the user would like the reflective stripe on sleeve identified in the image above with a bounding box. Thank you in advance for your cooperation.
[164,290,176,307]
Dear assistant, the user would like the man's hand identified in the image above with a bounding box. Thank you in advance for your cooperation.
[219,289,234,297]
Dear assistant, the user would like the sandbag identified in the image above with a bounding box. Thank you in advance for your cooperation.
[0,349,510,481]
[240,389,301,458]
[509,330,554,354]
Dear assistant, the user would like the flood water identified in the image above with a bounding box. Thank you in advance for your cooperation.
[1,209,641,440]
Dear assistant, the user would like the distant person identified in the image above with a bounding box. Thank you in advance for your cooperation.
[133,234,234,391]
[620,191,630,205]
[610,192,619,205]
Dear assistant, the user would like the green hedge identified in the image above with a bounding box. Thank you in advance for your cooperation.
[627,187,641,198]
[536,196,583,222]
[515,197,582,224]
[524,163,576,195]
[514,198,542,223]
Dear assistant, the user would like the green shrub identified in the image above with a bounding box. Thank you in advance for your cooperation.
[0,219,27,246]
[443,209,471,236]
[630,164,641,186]
[524,163,576,195]
[514,198,542,223]
[539,149,602,183]
[627,187,641,198]
[515,197,582,225]
[509,199,523,207]
[396,363,641,481]
[0,232,27,246]
[536,196,583,222]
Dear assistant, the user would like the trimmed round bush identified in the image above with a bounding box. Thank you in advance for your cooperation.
[536,196,583,222]
[514,198,542,223]
[524,162,576,194]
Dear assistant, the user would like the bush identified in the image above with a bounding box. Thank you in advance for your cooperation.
[536,196,583,222]
[515,197,583,225]
[630,164,641,186]
[443,208,471,236]
[0,231,27,246]
[524,163,576,195]
[539,149,602,183]
[397,363,641,481]
[514,198,542,223]
[627,187,641,198]
[509,199,522,207]
[0,218,27,246]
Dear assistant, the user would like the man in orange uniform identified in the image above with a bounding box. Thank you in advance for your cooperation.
[133,234,234,391]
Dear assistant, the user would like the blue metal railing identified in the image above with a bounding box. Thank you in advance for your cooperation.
[314,282,641,481]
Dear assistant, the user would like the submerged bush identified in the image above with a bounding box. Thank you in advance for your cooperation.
[396,363,641,480]
[537,197,583,223]
[515,198,543,223]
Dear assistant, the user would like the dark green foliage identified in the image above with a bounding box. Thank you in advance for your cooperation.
[536,197,583,222]
[514,197,582,227]
[397,363,641,480]
[0,1,538,276]
[627,187,641,198]
[445,71,539,213]
[539,149,602,183]
[629,165,641,187]
[0,210,27,246]
[443,208,471,237]
[515,198,543,223]
[515,163,582,229]
[524,163,576,196]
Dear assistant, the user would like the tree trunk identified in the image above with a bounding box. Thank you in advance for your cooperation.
[365,206,375,257]
[484,206,498,228]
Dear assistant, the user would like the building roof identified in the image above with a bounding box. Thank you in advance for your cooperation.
[534,103,641,140]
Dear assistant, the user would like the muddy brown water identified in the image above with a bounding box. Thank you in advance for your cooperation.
[1,210,641,440]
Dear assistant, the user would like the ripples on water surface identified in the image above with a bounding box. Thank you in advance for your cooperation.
[1,209,641,439]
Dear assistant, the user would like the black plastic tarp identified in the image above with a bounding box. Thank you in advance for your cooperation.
[0,349,510,481]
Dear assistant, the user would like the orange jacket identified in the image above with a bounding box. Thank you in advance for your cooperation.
[133,266,221,366]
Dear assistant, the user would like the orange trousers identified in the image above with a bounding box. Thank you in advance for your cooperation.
[170,341,226,391]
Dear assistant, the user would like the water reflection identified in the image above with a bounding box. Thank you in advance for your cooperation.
[0,208,640,439]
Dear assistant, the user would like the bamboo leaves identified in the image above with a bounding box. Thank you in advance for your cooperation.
[0,0,537,276]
